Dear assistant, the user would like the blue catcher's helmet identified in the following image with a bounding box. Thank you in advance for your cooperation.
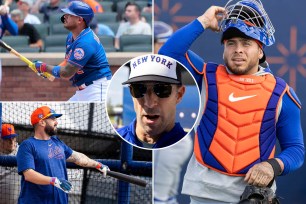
[61,1,94,27]
[220,0,275,47]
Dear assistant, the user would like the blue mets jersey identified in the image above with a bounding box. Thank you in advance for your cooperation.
[0,14,18,38]
[117,118,187,148]
[17,136,73,204]
[65,27,112,86]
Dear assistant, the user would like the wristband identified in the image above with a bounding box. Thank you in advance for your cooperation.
[40,63,47,73]
[266,158,282,177]
[50,177,56,185]
[96,163,102,169]
[51,65,61,78]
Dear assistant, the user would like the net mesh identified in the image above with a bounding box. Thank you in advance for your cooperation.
[0,102,152,204]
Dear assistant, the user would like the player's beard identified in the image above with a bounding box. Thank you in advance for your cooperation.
[63,23,78,31]
[224,60,256,75]
[45,123,57,136]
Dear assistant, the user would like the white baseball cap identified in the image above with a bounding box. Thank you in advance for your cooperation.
[19,0,33,7]
[122,54,182,85]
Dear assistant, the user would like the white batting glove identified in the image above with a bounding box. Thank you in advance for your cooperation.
[96,162,110,177]
[0,5,9,15]
[50,177,73,193]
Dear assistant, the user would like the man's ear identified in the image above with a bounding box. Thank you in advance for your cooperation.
[176,85,186,104]
[37,119,45,127]
[259,48,264,60]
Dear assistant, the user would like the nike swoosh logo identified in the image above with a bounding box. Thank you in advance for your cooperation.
[228,93,257,102]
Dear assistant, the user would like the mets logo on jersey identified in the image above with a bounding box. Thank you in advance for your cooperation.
[74,48,85,60]
[48,145,65,159]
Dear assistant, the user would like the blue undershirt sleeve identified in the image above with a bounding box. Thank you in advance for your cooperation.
[1,15,18,36]
[159,19,206,90]
[276,93,305,175]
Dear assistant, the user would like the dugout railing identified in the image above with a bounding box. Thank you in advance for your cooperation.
[0,102,152,204]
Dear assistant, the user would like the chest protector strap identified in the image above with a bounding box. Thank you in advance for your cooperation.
[194,63,287,175]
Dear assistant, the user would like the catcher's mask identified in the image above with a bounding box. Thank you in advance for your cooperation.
[239,185,280,204]
[220,0,275,63]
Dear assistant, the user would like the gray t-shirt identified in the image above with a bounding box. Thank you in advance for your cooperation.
[0,144,20,204]
[115,21,151,38]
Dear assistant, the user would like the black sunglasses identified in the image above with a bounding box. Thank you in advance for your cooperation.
[129,83,173,98]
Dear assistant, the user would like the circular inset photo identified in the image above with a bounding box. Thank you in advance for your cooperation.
[106,54,200,149]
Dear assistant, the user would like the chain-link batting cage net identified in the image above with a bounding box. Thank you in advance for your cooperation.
[0,102,152,204]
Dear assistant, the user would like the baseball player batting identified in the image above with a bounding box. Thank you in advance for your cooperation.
[34,1,112,101]
[16,106,109,203]
[158,0,304,203]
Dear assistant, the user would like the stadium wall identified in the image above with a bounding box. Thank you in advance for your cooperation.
[0,52,148,101]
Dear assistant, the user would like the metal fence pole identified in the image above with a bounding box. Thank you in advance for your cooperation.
[118,141,132,204]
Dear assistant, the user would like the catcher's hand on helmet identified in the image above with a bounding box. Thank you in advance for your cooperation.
[238,185,280,204]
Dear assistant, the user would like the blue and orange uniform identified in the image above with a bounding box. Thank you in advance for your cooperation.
[159,19,304,202]
[64,27,111,88]
[34,1,111,101]
[117,118,187,148]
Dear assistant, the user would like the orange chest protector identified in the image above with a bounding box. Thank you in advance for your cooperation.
[194,63,287,175]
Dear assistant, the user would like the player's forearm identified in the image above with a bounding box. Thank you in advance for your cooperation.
[2,14,18,36]
[276,94,305,175]
[114,38,120,50]
[23,169,52,185]
[45,63,78,80]
[67,151,98,168]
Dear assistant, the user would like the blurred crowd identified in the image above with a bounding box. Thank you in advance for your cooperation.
[0,0,152,52]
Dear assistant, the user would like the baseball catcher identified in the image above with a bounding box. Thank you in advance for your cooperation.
[158,0,305,202]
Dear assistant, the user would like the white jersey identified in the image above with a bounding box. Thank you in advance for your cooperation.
[154,135,193,203]
[68,77,110,102]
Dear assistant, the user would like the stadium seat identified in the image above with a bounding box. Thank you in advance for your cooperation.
[141,12,152,24]
[51,23,70,35]
[95,12,117,23]
[49,14,64,34]
[104,22,120,34]
[34,13,45,23]
[1,36,29,53]
[33,24,49,40]
[119,34,152,52]
[15,47,41,53]
[100,1,113,12]
[98,35,116,52]
[44,35,67,52]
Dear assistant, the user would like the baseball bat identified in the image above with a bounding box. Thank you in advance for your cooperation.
[98,169,147,187]
[0,40,55,81]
